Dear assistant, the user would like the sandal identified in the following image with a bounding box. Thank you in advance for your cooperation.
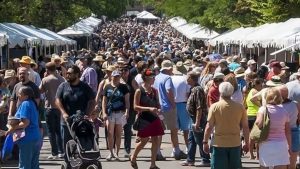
[149,166,160,169]
[129,156,138,169]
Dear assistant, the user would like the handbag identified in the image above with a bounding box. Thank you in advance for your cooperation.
[250,106,270,143]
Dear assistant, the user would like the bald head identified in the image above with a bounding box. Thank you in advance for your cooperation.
[276,85,288,100]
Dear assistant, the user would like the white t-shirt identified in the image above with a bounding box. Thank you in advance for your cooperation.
[171,75,190,103]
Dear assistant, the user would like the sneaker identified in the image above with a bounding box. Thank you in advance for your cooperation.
[180,160,195,166]
[58,153,64,158]
[195,161,210,167]
[156,154,166,161]
[172,151,187,160]
[106,153,114,161]
[47,155,58,160]
[114,154,120,161]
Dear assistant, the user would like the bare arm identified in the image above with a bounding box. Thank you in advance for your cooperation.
[8,100,16,116]
[95,80,105,104]
[285,122,292,151]
[124,93,130,116]
[55,98,68,117]
[166,89,175,108]
[86,99,96,116]
[102,96,108,117]
[255,111,264,128]
[203,122,214,142]
[131,79,139,90]
[134,89,155,112]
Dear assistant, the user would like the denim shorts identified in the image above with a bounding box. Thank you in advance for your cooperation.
[291,127,300,152]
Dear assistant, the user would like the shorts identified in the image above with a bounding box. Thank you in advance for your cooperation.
[176,103,191,131]
[211,146,241,169]
[248,116,256,130]
[108,111,124,125]
[291,127,300,152]
[259,140,290,167]
[162,108,178,130]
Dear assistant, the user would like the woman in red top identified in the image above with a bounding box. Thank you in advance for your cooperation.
[130,69,164,169]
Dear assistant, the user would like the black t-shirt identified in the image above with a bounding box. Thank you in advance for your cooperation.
[11,81,40,108]
[103,83,129,112]
[56,81,95,118]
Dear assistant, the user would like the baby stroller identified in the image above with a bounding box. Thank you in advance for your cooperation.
[61,111,101,169]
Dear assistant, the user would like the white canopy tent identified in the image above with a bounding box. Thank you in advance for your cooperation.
[136,11,159,20]
[0,32,8,47]
[39,28,77,46]
[168,17,219,41]
[0,23,40,48]
[57,16,102,37]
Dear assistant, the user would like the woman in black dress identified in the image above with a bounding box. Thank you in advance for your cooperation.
[130,69,164,169]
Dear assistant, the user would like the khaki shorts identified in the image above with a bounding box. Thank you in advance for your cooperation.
[108,111,124,125]
[162,108,178,130]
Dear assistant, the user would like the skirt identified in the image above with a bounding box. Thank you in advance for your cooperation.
[259,140,290,167]
[136,111,164,138]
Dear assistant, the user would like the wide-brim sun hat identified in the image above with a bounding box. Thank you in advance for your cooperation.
[19,56,32,65]
[266,75,283,87]
[234,67,245,78]
[160,60,173,71]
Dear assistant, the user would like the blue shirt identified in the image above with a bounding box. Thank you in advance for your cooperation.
[237,78,247,92]
[15,100,40,143]
[153,72,174,112]
[228,62,241,71]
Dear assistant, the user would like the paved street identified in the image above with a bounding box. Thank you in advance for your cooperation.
[1,128,260,169]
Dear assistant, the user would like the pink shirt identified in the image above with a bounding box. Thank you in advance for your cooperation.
[258,105,289,142]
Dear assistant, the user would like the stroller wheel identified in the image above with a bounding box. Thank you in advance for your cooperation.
[61,161,68,169]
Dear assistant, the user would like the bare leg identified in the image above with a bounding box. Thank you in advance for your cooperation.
[249,138,255,159]
[107,121,115,155]
[170,128,179,149]
[274,165,288,169]
[150,136,159,168]
[157,136,162,154]
[114,124,123,156]
[131,137,150,162]
[290,152,299,169]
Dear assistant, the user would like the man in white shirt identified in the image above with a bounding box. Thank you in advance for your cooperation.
[171,61,191,151]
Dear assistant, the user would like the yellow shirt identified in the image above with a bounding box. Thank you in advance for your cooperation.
[246,88,260,117]
[208,98,247,147]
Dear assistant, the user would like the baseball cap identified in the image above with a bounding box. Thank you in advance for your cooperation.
[111,70,121,77]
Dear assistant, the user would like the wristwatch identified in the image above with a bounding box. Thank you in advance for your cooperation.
[202,141,208,144]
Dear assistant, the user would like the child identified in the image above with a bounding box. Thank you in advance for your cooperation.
[89,110,103,144]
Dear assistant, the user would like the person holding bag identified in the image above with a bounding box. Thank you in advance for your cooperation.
[5,86,41,169]
[255,87,291,169]
[130,69,164,169]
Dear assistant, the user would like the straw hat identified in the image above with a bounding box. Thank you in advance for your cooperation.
[4,69,16,79]
[280,62,289,70]
[173,61,187,75]
[93,55,105,62]
[234,67,245,78]
[19,56,31,65]
[266,76,283,87]
[105,65,116,72]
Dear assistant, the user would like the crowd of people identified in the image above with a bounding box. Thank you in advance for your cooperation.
[0,17,299,169]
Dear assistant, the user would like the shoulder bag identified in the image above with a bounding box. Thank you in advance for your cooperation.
[250,106,271,143]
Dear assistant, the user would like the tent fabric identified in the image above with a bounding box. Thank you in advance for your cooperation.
[58,16,102,37]
[39,28,77,45]
[4,23,57,47]
[168,17,219,40]
[0,32,8,47]
[136,11,159,20]
[0,23,40,48]
[210,18,300,48]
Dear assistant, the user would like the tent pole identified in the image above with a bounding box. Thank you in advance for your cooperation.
[257,46,260,60]
[35,47,38,62]
[44,46,46,57]
[7,45,9,68]
[285,51,287,62]
[250,48,252,58]
[264,48,268,63]
[0,47,2,69]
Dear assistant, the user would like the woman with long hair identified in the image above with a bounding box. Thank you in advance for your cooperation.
[6,86,41,169]
[130,69,164,169]
[199,62,216,89]
[256,88,291,169]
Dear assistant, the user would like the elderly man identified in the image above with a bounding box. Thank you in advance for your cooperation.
[180,71,210,167]
[79,54,98,93]
[203,82,249,169]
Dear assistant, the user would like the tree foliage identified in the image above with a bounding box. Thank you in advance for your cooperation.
[143,0,300,32]
[0,0,132,31]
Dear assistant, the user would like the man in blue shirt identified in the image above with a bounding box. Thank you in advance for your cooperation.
[154,60,187,160]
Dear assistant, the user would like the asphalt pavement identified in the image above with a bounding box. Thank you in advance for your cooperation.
[1,128,260,169]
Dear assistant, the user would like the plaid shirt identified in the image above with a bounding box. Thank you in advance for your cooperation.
[186,85,208,117]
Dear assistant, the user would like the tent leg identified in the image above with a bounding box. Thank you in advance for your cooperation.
[44,46,46,57]
[0,47,2,69]
[258,46,260,59]
[285,51,287,62]
[264,48,268,63]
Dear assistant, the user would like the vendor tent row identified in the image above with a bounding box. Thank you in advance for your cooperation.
[209,18,300,49]
[168,17,219,41]
[0,23,76,48]
[57,16,102,37]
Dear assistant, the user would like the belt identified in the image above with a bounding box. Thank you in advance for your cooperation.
[112,111,123,114]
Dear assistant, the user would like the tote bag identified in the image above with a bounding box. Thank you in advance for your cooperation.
[250,106,270,142]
